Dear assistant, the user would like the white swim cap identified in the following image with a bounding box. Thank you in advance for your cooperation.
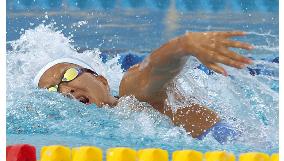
[33,57,95,87]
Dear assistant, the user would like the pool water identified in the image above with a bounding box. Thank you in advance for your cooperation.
[7,0,279,158]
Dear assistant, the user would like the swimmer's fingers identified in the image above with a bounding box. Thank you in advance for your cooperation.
[222,39,253,50]
[212,52,246,69]
[218,47,253,64]
[216,31,247,38]
[206,63,227,76]
[199,47,246,69]
[203,43,252,64]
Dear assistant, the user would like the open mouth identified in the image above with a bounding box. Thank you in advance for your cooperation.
[78,96,90,105]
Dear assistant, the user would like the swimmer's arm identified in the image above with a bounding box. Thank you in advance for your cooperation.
[144,31,254,79]
[120,31,252,138]
[119,31,253,102]
[163,104,220,138]
[150,92,220,138]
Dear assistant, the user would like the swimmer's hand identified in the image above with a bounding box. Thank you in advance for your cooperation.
[179,31,254,76]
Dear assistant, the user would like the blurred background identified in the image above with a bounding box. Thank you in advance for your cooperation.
[7,0,279,12]
[7,0,279,53]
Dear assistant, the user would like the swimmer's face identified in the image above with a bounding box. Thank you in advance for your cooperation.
[38,63,117,106]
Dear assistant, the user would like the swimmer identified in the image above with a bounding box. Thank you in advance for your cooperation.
[34,31,253,142]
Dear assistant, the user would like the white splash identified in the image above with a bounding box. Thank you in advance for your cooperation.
[7,24,123,94]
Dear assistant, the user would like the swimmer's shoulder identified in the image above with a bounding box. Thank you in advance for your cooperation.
[119,62,153,100]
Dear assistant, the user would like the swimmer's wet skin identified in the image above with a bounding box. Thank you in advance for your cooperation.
[35,31,253,143]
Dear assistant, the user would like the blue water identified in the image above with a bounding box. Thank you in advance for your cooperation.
[7,0,279,158]
[7,0,279,12]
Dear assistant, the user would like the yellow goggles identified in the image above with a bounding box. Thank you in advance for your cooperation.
[47,67,98,92]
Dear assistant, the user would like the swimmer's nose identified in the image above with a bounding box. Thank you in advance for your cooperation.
[63,93,90,104]
[63,93,76,100]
